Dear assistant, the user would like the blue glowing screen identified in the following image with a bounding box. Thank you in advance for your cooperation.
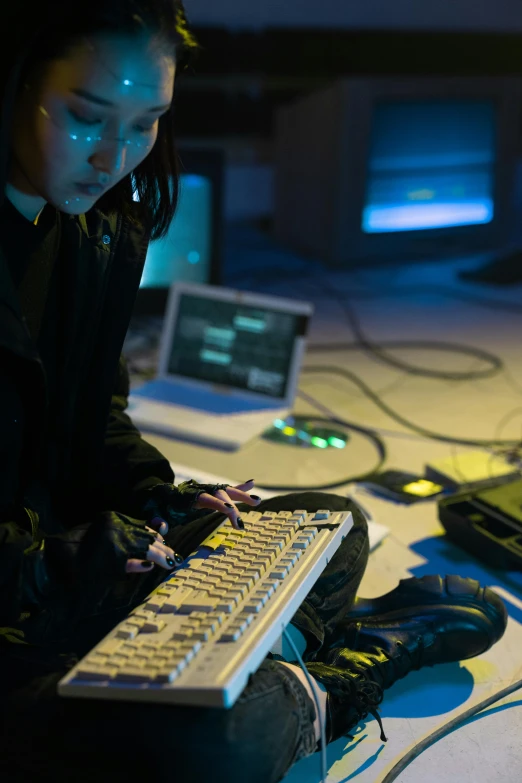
[362,100,497,234]
[138,174,213,287]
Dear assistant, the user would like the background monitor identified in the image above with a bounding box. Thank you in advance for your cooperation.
[132,147,224,316]
[274,77,522,267]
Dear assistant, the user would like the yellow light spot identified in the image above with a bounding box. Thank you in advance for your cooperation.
[402,480,444,497]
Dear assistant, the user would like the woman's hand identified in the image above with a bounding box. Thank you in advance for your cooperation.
[125,525,183,574]
[191,479,261,529]
[146,479,262,535]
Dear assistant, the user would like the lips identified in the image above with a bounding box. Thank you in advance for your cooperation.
[75,182,105,196]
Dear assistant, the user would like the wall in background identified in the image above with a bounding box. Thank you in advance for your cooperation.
[184,0,522,32]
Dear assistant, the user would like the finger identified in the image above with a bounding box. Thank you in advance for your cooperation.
[145,525,165,544]
[233,479,256,491]
[193,491,244,531]
[147,541,183,570]
[147,517,169,536]
[224,487,262,506]
[125,559,155,574]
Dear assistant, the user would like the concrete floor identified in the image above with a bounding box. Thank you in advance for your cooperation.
[127,224,522,783]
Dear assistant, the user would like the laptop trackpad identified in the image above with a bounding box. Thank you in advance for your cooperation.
[133,379,280,415]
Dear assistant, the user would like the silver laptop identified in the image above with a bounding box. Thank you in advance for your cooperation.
[127,282,314,451]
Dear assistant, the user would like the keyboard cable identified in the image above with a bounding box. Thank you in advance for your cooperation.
[282,627,328,783]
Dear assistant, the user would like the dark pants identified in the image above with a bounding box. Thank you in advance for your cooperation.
[0,493,370,783]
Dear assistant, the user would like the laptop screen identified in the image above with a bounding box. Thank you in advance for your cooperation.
[166,294,309,399]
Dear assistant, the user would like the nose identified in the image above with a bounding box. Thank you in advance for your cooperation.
[89,138,128,178]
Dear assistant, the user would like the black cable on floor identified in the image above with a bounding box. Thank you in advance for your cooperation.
[304,276,507,382]
[380,676,522,783]
[307,339,503,381]
[302,365,522,448]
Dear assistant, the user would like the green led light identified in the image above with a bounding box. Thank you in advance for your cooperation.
[311,437,328,448]
[328,437,346,449]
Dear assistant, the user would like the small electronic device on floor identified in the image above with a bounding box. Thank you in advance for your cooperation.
[361,470,445,504]
[438,477,522,569]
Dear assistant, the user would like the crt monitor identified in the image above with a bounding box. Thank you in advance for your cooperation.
[132,147,224,316]
[274,76,522,267]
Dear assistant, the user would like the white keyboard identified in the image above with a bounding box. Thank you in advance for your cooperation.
[58,507,353,708]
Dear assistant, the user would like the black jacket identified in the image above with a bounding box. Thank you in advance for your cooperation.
[0,197,178,647]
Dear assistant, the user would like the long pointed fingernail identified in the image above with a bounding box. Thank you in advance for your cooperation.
[237,518,245,530]
[141,561,153,568]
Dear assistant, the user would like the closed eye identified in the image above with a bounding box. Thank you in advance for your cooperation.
[68,108,157,134]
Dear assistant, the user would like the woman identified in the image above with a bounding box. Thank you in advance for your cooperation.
[0,2,507,781]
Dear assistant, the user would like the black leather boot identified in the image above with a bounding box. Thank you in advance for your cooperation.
[307,575,508,745]
[328,575,507,649]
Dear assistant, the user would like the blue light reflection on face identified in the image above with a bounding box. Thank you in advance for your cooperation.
[362,99,496,233]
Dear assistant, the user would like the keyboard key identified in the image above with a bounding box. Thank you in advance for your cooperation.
[208,589,228,599]
[207,612,226,626]
[218,628,242,642]
[96,639,124,656]
[172,630,193,641]
[178,592,217,614]
[116,624,138,640]
[313,510,330,521]
[114,666,155,683]
[141,619,167,633]
[126,617,145,629]
[251,591,269,606]
[216,600,236,614]
[269,568,287,580]
[83,654,109,667]
[235,612,254,626]
[202,534,227,550]
[243,599,263,613]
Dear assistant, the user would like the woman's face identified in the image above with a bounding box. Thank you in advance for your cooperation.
[8,33,176,216]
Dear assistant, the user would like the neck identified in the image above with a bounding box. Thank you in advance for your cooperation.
[5,182,47,224]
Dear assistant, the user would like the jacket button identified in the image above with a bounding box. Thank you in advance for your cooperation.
[102,234,111,245]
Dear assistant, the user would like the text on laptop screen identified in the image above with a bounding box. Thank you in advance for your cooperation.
[167,294,308,398]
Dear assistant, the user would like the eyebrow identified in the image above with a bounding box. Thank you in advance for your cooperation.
[70,88,171,113]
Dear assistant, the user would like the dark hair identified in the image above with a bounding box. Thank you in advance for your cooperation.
[9,1,200,240]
